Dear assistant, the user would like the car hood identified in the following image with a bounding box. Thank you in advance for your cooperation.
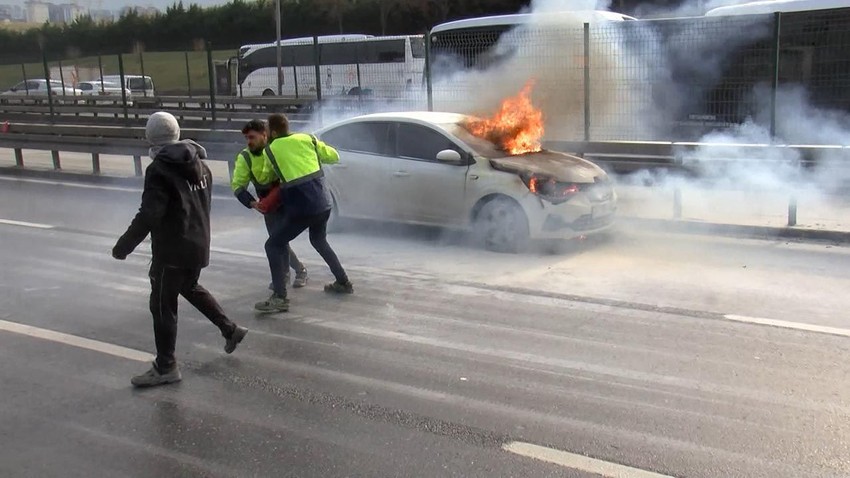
[489,150,606,183]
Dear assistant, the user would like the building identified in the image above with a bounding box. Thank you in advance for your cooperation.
[25,0,50,23]
[89,8,114,22]
[50,3,85,23]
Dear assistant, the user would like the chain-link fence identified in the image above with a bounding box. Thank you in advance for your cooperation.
[1,8,848,142]
[0,42,236,103]
[426,7,850,143]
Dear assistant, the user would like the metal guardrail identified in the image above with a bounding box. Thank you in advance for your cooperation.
[3,126,849,227]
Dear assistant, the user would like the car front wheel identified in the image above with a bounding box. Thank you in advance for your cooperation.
[473,197,529,253]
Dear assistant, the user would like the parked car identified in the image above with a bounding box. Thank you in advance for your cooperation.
[316,112,618,252]
[101,75,155,97]
[2,79,83,96]
[77,80,133,99]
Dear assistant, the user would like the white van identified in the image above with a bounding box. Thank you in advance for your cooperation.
[101,75,155,97]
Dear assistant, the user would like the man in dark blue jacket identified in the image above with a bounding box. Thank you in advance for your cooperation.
[113,111,248,388]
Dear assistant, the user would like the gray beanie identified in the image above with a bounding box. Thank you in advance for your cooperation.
[146,111,180,147]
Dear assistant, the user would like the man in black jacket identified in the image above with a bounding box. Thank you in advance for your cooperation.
[113,111,248,388]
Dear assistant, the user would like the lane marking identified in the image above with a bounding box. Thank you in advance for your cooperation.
[5,216,850,342]
[0,319,152,362]
[503,441,675,478]
[725,314,850,338]
[0,175,231,199]
[0,218,54,229]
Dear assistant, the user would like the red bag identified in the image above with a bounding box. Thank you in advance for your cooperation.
[256,184,281,214]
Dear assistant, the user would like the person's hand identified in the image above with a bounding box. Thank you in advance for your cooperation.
[112,247,128,260]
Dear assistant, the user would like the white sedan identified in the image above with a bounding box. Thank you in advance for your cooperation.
[316,112,617,252]
[77,81,133,99]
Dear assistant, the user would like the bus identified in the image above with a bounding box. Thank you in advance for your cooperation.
[236,34,426,98]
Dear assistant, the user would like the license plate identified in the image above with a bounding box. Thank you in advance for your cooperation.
[592,202,615,219]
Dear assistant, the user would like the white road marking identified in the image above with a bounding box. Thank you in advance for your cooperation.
[725,314,850,338]
[0,218,54,229]
[0,319,152,362]
[0,175,230,199]
[503,441,675,478]
[6,218,850,342]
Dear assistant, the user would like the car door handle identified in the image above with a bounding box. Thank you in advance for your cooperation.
[393,171,410,177]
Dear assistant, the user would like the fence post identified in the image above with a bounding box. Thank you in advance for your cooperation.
[293,63,299,99]
[97,54,105,94]
[139,49,147,97]
[51,150,61,170]
[21,64,29,94]
[41,48,55,123]
[313,36,323,123]
[185,51,193,97]
[583,22,591,142]
[117,53,129,124]
[770,12,781,139]
[355,43,363,109]
[57,59,67,96]
[206,41,217,126]
[425,29,433,112]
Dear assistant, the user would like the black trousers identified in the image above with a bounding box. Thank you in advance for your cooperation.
[263,207,304,273]
[149,263,236,372]
[265,209,348,297]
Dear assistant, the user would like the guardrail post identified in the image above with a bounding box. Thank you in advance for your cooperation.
[227,159,235,181]
[133,155,143,176]
[51,150,61,170]
[14,148,24,167]
[673,188,682,219]
[91,153,101,175]
[788,196,797,227]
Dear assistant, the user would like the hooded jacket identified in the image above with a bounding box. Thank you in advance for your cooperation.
[113,140,212,268]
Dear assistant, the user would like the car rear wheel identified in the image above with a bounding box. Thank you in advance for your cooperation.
[473,197,529,253]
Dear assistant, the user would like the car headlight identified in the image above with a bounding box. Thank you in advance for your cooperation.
[521,174,580,205]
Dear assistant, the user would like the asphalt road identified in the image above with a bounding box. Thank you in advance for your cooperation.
[1,175,849,478]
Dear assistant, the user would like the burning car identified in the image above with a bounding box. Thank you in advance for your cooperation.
[315,85,616,252]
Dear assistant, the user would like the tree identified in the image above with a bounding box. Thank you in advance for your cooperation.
[314,0,357,33]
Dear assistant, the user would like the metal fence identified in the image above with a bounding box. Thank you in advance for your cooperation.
[426,7,850,143]
[1,8,849,144]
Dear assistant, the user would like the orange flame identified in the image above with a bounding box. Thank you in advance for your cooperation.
[464,80,544,155]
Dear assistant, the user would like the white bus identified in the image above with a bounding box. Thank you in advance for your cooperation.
[237,34,426,98]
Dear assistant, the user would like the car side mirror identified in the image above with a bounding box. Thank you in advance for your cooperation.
[436,149,462,162]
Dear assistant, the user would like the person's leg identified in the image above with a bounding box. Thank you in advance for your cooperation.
[307,211,350,288]
[132,263,185,388]
[258,214,309,310]
[148,263,182,372]
[264,210,290,288]
[179,268,236,338]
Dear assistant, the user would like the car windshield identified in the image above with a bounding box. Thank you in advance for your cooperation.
[437,122,505,159]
